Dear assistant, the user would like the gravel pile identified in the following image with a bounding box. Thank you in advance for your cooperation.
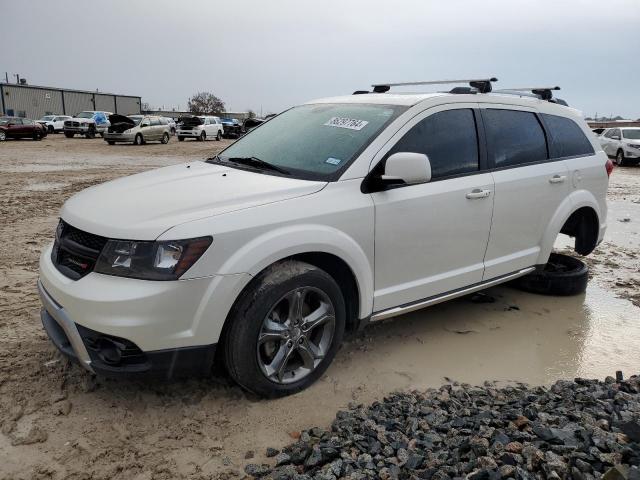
[245,374,640,480]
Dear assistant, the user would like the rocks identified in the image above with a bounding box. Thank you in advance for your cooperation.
[244,374,640,479]
[266,447,280,458]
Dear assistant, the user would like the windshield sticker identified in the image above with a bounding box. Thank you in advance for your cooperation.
[324,117,369,131]
[325,157,342,166]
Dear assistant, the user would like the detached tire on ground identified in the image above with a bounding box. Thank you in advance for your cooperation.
[512,253,588,296]
[223,260,346,398]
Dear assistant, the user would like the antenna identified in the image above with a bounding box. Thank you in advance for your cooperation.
[371,77,498,94]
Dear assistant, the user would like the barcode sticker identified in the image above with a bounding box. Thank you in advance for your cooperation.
[324,117,369,131]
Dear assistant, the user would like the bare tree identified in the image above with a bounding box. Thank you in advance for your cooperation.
[247,109,256,119]
[187,92,225,115]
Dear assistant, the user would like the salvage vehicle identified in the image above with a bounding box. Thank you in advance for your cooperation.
[163,117,177,135]
[0,116,47,141]
[598,127,640,166]
[104,114,171,145]
[176,115,223,141]
[64,111,112,138]
[38,78,610,397]
[38,115,72,133]
[221,117,242,138]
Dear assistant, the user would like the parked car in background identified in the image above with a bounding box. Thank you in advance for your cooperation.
[242,117,266,134]
[163,117,177,135]
[38,80,609,397]
[221,117,242,138]
[64,111,112,138]
[38,115,72,134]
[599,127,640,166]
[591,127,606,136]
[176,115,223,141]
[0,116,47,141]
[104,114,171,145]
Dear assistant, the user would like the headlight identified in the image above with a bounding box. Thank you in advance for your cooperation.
[628,144,640,150]
[94,237,212,280]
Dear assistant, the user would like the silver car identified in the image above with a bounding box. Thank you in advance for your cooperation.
[104,115,171,145]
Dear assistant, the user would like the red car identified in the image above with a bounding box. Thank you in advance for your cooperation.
[0,116,47,141]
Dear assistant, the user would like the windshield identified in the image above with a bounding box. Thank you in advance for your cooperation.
[622,129,640,140]
[40,115,55,121]
[218,103,406,180]
[128,116,142,125]
[76,112,94,119]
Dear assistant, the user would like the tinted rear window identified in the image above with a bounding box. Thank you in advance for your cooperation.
[387,109,479,179]
[542,114,594,158]
[483,109,547,167]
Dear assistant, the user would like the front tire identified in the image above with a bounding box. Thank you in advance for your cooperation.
[161,132,170,144]
[47,125,54,134]
[177,136,185,141]
[64,132,74,138]
[134,133,143,145]
[85,125,96,139]
[107,141,115,145]
[616,149,627,166]
[224,261,346,398]
[198,131,206,142]
[216,131,222,141]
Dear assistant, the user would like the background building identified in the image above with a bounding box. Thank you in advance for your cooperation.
[0,83,141,119]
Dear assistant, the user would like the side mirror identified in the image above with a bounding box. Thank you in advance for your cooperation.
[7,123,14,127]
[382,152,431,185]
[141,122,150,128]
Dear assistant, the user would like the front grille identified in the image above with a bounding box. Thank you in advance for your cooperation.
[51,220,108,280]
[64,121,80,127]
[179,125,193,130]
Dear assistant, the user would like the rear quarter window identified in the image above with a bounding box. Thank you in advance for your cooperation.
[542,114,594,158]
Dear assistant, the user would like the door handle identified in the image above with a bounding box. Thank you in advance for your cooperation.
[465,189,491,199]
[549,175,566,184]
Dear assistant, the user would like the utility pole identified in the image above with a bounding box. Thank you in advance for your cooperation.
[4,72,8,83]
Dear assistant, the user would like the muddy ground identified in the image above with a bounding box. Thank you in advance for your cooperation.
[0,135,639,479]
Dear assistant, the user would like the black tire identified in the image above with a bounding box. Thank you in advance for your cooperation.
[178,136,185,142]
[216,131,222,141]
[616,150,627,167]
[512,253,588,296]
[33,132,42,141]
[198,131,206,142]
[64,132,74,138]
[47,125,54,134]
[85,126,96,139]
[161,132,170,144]
[107,141,115,145]
[223,260,346,398]
[134,133,143,145]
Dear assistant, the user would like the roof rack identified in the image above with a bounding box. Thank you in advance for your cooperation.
[369,77,498,94]
[494,86,568,106]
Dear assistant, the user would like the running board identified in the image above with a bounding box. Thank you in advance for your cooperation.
[370,267,535,323]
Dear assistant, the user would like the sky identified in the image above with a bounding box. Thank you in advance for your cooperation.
[2,0,639,118]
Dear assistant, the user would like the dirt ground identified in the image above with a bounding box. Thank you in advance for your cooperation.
[1,135,639,479]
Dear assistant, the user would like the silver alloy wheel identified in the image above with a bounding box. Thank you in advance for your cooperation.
[257,286,336,384]
[0,130,6,141]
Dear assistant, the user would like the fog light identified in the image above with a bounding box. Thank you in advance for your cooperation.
[96,338,122,365]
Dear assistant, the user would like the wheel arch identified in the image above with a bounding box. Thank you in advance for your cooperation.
[537,191,603,263]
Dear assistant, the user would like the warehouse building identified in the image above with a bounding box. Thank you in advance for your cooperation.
[0,83,141,119]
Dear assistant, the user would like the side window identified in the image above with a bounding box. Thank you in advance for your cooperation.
[159,117,168,125]
[612,129,621,139]
[483,109,547,167]
[542,114,594,158]
[11,118,23,125]
[387,109,479,179]
[150,117,161,126]
[23,119,34,125]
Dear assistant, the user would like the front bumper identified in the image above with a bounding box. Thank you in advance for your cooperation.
[38,244,251,378]
[103,132,135,142]
[177,129,202,137]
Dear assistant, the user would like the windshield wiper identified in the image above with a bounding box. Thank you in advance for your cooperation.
[226,156,290,175]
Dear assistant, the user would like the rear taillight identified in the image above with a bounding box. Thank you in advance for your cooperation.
[605,159,614,177]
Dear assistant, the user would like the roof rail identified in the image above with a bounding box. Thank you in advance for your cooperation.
[498,86,560,100]
[370,77,498,94]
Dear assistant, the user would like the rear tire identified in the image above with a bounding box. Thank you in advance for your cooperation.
[85,125,96,139]
[161,132,169,144]
[0,131,6,141]
[198,131,206,142]
[223,261,346,398]
[107,141,115,145]
[216,131,222,141]
[134,133,143,145]
[64,132,74,138]
[47,125,54,134]
[512,253,588,296]
[615,150,626,166]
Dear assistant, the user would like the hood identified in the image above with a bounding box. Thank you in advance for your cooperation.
[179,116,203,126]
[61,161,326,240]
[624,138,640,145]
[108,114,136,133]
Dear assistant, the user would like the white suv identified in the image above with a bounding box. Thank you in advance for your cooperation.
[599,127,640,166]
[176,115,223,141]
[38,79,609,397]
